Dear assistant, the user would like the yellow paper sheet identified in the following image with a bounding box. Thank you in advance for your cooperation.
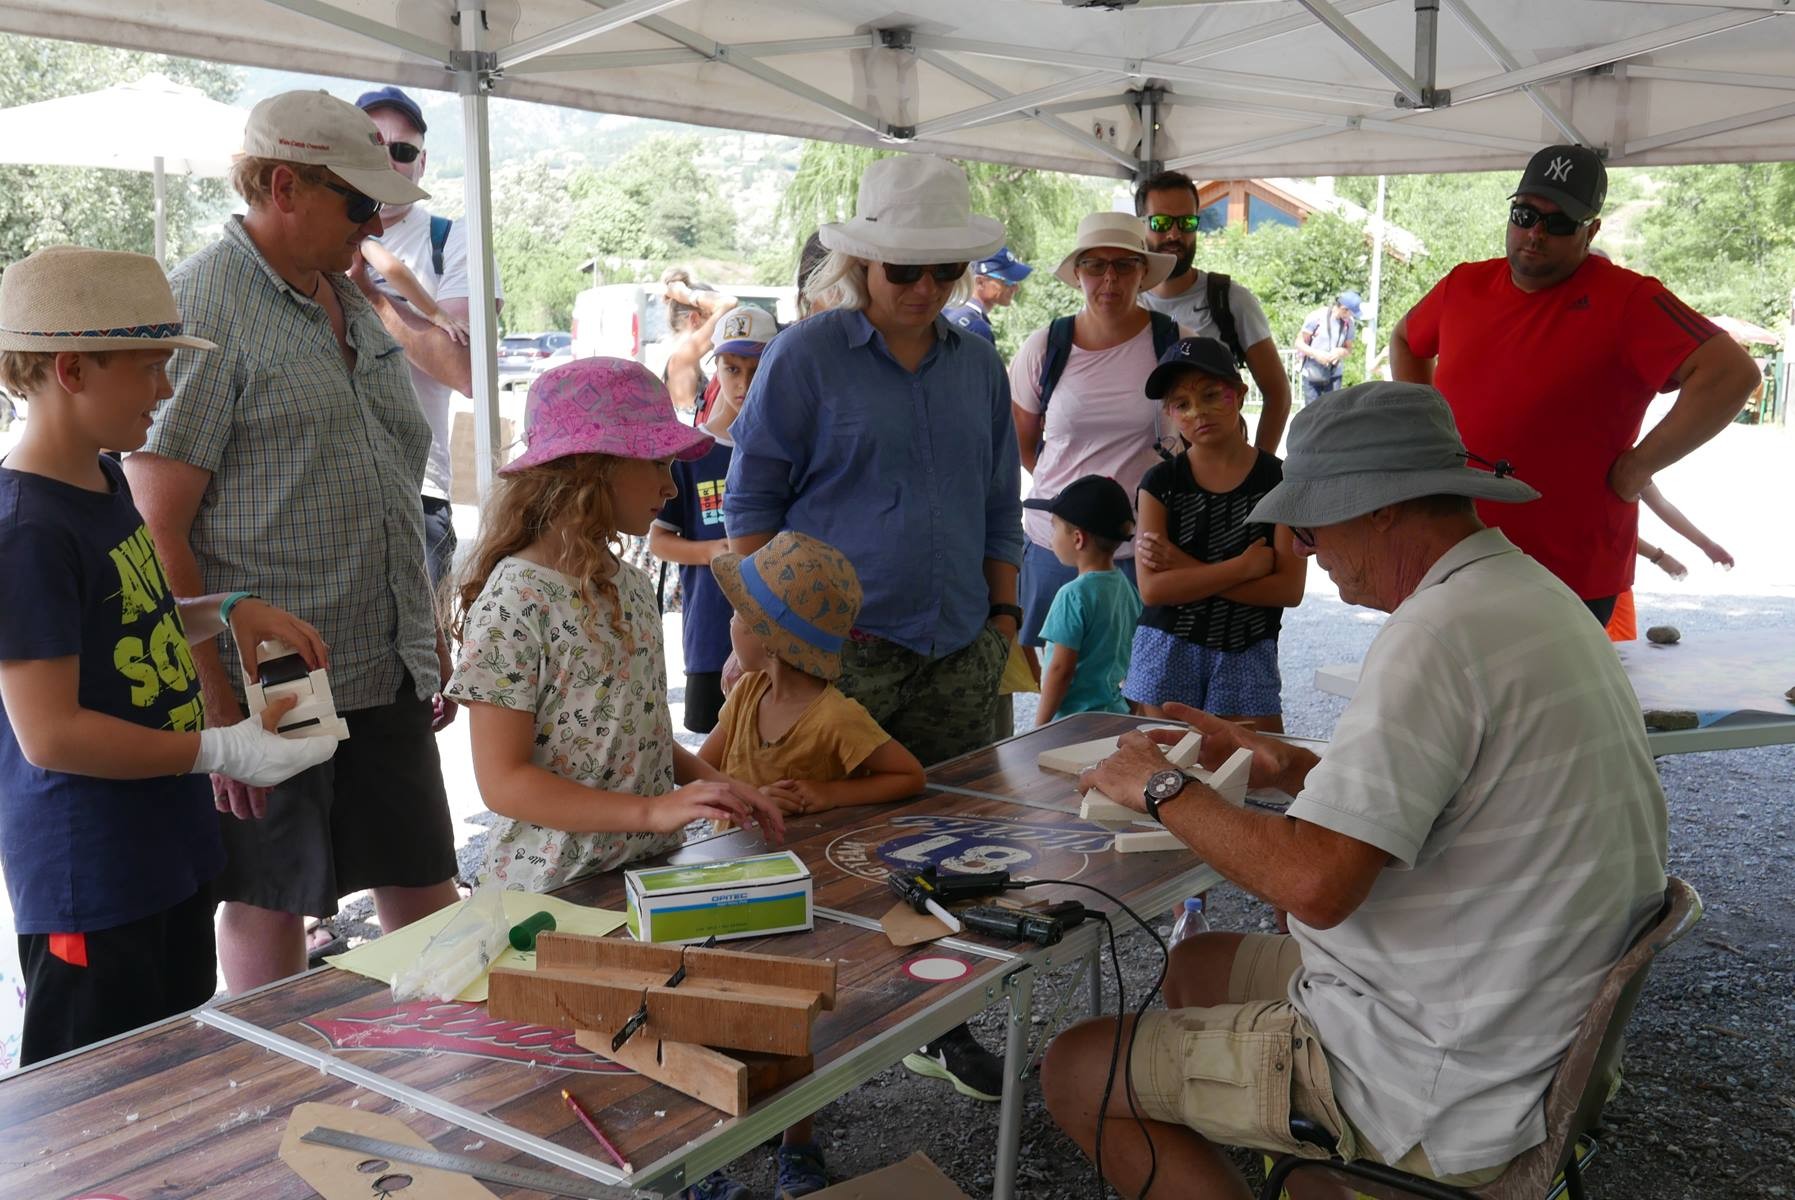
[324,891,628,1002]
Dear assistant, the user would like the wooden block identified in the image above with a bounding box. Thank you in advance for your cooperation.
[1037,734,1121,776]
[1166,731,1204,769]
[1205,746,1253,806]
[486,965,654,1032]
[533,933,837,1010]
[535,931,682,975]
[1112,829,1189,854]
[684,944,838,1010]
[572,1030,813,1116]
[1078,792,1146,823]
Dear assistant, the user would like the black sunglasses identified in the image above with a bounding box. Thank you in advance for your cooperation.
[320,179,382,224]
[1509,202,1588,238]
[882,261,969,285]
[387,141,422,164]
[1145,214,1202,234]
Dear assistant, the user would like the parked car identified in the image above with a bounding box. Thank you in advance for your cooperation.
[498,331,571,382]
[570,284,796,378]
[527,345,575,386]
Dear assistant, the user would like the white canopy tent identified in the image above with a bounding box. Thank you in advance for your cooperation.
[0,74,247,262]
[4,0,1793,497]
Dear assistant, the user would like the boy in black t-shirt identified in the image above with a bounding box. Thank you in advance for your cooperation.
[1125,337,1307,732]
[0,246,336,1064]
[649,306,776,732]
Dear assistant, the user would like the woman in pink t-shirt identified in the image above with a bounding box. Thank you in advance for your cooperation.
[1009,211,1182,662]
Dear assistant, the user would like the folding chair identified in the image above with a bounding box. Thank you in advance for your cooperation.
[1258,877,1703,1200]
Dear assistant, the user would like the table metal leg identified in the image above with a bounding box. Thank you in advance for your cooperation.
[993,966,1036,1200]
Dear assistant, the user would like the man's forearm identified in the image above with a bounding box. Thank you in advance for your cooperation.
[366,289,473,394]
[1631,358,1757,476]
[1387,325,1432,385]
[1246,340,1291,452]
[156,543,244,720]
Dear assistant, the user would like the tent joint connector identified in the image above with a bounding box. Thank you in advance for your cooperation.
[885,123,918,141]
[879,28,914,50]
[1394,87,1450,110]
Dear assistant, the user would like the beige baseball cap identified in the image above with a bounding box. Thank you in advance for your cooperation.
[240,90,429,207]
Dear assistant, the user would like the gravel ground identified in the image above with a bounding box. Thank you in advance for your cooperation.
[321,589,1795,1199]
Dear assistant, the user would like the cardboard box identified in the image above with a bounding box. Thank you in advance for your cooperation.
[800,1152,972,1199]
[626,850,812,944]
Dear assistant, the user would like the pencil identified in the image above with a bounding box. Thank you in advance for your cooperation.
[561,1087,632,1173]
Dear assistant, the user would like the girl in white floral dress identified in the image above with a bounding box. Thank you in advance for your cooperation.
[446,358,784,893]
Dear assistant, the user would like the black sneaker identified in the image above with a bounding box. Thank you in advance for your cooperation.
[902,1025,1004,1101]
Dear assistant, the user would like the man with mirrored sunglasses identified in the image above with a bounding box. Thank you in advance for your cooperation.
[128,90,464,993]
[1390,143,1758,625]
[357,86,505,594]
[1134,170,1292,453]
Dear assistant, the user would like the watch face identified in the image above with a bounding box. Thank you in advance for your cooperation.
[1147,770,1185,801]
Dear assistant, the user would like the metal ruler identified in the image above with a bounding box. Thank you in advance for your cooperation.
[299,1127,633,1199]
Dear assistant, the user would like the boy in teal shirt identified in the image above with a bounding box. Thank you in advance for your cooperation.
[1026,475,1143,723]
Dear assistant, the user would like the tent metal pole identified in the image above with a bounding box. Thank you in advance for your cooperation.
[1624,97,1795,156]
[1365,173,1386,381]
[1296,0,1425,106]
[152,156,167,264]
[498,0,694,68]
[1442,0,1590,146]
[1135,87,1161,182]
[262,0,450,62]
[918,51,1137,173]
[458,0,502,501]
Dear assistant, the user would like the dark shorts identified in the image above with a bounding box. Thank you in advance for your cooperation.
[422,495,458,591]
[212,684,457,917]
[18,883,216,1066]
[1019,540,1138,648]
[1300,375,1341,406]
[1582,594,1618,625]
[835,625,1008,767]
[683,671,725,734]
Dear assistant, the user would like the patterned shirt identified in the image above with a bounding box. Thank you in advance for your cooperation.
[145,217,438,711]
[445,558,683,891]
[1137,450,1284,652]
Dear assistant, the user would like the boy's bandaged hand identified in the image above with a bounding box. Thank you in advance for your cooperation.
[193,696,338,789]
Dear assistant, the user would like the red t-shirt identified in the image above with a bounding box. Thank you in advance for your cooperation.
[1404,255,1718,598]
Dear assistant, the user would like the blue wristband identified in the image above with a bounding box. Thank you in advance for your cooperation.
[219,591,257,625]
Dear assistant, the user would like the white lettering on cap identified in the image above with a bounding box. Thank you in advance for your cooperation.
[1545,156,1573,182]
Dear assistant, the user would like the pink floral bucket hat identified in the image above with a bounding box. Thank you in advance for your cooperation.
[502,356,712,474]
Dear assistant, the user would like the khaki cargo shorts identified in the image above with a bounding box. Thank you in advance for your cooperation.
[1130,934,1505,1185]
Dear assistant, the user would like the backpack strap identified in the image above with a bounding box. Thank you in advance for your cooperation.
[429,214,452,277]
[1147,309,1180,357]
[1033,315,1078,451]
[1205,270,1246,366]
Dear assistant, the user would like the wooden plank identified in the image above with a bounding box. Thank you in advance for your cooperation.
[1077,792,1147,823]
[1113,829,1189,854]
[1167,731,1204,768]
[534,933,837,1010]
[486,965,655,1032]
[571,1031,812,1116]
[683,945,838,1010]
[535,932,683,976]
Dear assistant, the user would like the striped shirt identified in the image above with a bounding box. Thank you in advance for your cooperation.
[144,217,438,711]
[1136,450,1283,652]
[1286,529,1668,1175]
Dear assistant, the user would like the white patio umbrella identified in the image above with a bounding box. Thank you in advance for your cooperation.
[0,74,247,263]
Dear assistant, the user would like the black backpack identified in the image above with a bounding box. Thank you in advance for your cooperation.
[1035,309,1182,450]
[1204,271,1247,366]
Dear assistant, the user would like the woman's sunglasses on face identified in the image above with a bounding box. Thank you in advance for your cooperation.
[1508,203,1589,238]
[1145,214,1202,234]
[320,180,383,225]
[881,262,970,285]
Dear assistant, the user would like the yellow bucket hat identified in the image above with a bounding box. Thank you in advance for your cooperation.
[711,531,862,681]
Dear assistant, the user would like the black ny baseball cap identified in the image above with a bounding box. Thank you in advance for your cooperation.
[1145,335,1244,400]
[1511,144,1606,222]
[1023,474,1136,542]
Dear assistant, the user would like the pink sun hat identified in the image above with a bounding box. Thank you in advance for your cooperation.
[503,357,713,475]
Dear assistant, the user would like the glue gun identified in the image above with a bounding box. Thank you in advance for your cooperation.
[888,867,1019,934]
[959,901,1095,948]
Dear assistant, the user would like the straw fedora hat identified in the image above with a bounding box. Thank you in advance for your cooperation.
[1054,211,1177,291]
[818,155,1006,266]
[711,531,863,681]
[0,246,216,352]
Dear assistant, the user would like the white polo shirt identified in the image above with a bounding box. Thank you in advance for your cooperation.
[1286,528,1668,1175]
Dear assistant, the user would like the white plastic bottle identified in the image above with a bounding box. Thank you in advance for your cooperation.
[1169,896,1210,947]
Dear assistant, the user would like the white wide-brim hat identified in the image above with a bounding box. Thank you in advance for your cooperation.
[1054,211,1177,291]
[241,90,428,207]
[0,245,217,353]
[818,154,1006,266]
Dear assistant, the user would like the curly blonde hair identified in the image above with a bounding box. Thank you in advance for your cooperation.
[450,453,633,649]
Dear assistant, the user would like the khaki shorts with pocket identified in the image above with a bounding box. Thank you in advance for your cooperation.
[1130,934,1505,1185]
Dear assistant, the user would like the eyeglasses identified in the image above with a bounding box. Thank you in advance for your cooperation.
[1291,526,1316,548]
[1075,255,1147,278]
[387,141,422,164]
[319,179,382,224]
[1508,203,1589,238]
[1144,214,1202,234]
[881,262,969,286]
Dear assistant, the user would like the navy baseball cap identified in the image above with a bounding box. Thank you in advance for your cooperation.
[1145,336,1244,399]
[1336,290,1362,317]
[1023,474,1135,542]
[974,246,1032,285]
[356,86,427,136]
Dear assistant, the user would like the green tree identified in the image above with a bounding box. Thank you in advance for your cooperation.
[0,36,239,264]
[1632,163,1795,328]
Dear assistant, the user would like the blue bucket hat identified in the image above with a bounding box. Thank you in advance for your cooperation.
[1246,382,1539,527]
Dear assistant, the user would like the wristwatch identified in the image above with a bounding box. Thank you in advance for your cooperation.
[988,603,1024,624]
[1142,769,1188,823]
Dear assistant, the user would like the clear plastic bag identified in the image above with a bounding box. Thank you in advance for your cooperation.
[390,883,510,1002]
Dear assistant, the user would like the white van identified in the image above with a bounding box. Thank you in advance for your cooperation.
[570,283,797,378]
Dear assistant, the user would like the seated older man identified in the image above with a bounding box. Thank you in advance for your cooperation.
[1043,382,1669,1195]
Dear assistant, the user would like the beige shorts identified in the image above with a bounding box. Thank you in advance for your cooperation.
[1130,934,1505,1185]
